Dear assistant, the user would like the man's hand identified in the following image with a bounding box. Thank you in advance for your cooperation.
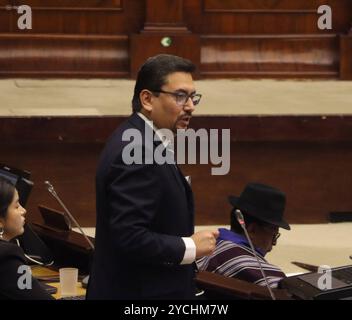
[191,230,219,259]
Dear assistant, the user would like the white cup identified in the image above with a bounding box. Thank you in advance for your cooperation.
[59,268,78,297]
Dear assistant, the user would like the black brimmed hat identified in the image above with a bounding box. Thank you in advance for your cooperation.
[229,183,290,230]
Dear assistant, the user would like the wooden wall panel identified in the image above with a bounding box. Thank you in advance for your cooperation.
[1,116,352,226]
[204,0,334,12]
[3,116,352,144]
[0,0,351,78]
[9,12,129,34]
[130,34,200,78]
[0,13,9,32]
[185,0,352,35]
[182,141,352,225]
[340,35,352,80]
[6,1,143,34]
[0,3,11,32]
[145,0,184,27]
[1,142,101,227]
[201,35,339,78]
[0,34,129,77]
[186,0,352,78]
[190,14,343,35]
[18,0,123,9]
[0,0,144,77]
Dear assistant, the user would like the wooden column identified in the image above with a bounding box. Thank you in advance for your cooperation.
[340,26,352,80]
[130,0,200,78]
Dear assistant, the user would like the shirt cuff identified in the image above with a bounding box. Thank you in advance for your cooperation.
[180,237,196,265]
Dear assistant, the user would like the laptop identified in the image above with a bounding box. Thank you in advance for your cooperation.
[280,265,352,300]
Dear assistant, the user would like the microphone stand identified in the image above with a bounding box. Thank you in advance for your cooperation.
[44,181,94,250]
[236,209,276,300]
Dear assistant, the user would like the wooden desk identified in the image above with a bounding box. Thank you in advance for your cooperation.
[196,271,293,300]
[31,265,59,280]
[48,282,86,300]
[31,223,94,274]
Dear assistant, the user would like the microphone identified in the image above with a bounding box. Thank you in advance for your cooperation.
[44,181,94,250]
[235,209,276,300]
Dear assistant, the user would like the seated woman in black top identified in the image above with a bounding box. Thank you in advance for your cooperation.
[0,177,53,300]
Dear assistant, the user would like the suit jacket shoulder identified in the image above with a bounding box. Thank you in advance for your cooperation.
[0,240,27,265]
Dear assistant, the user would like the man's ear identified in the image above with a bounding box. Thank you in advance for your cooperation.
[247,223,259,239]
[139,89,153,112]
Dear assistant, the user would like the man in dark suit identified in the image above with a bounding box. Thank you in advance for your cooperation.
[87,54,219,300]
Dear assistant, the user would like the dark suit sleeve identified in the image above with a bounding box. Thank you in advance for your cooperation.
[0,244,53,300]
[106,160,186,266]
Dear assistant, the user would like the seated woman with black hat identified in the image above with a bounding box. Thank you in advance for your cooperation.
[197,183,291,288]
[0,177,53,300]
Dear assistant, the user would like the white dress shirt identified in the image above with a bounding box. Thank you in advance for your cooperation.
[137,112,196,265]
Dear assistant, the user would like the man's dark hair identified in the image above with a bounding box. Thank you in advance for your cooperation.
[132,54,196,113]
[0,177,15,219]
[230,208,264,234]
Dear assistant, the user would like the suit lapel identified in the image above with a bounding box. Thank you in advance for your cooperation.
[167,158,186,192]
[128,112,194,217]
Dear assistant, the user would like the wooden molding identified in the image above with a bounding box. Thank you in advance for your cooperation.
[1,0,123,11]
[203,0,339,14]
[1,115,352,144]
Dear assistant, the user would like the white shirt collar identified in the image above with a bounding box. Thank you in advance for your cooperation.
[137,112,173,148]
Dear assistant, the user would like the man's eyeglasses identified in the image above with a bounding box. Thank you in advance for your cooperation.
[261,223,280,244]
[153,90,202,106]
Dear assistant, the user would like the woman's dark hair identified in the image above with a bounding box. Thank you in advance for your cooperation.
[0,177,15,219]
[230,208,263,234]
[132,54,196,113]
